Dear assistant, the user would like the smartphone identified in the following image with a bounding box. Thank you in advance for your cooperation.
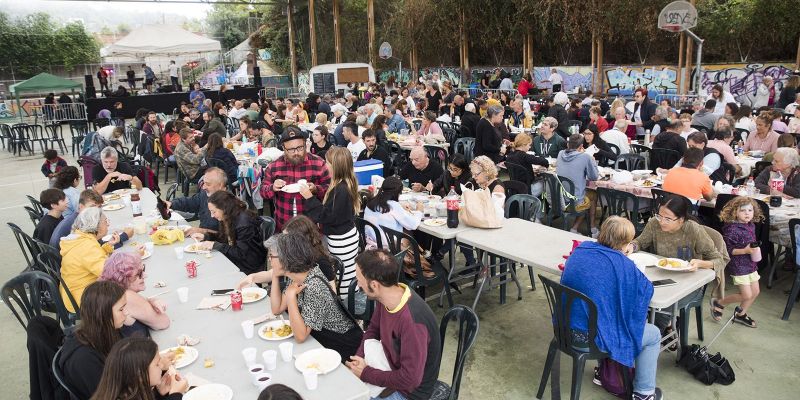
[652,279,678,288]
[211,289,235,296]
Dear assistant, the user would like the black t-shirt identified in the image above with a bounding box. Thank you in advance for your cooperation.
[316,257,337,282]
[34,214,63,244]
[92,161,135,194]
[399,160,443,187]
[357,146,392,176]
[310,141,332,160]
[426,91,442,112]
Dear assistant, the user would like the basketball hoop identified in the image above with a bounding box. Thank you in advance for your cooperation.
[658,1,698,33]
[661,24,683,33]
[379,42,392,60]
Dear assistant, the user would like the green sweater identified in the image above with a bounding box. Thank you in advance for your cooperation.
[632,218,725,272]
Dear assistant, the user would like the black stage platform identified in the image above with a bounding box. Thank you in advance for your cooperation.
[86,87,262,119]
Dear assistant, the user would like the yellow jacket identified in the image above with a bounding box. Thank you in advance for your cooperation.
[59,231,113,312]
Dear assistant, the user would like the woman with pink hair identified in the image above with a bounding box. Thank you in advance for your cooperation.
[100,252,170,335]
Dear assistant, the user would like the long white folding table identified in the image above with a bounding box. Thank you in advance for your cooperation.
[104,189,369,400]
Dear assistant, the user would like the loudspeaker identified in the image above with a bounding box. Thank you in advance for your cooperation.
[84,74,96,99]
[253,66,262,87]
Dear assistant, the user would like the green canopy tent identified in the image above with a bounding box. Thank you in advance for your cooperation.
[9,73,84,123]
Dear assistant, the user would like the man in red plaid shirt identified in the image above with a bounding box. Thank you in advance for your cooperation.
[261,126,331,230]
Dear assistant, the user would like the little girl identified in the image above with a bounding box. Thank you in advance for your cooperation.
[714,196,764,328]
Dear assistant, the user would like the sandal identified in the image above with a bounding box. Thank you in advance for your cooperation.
[734,313,757,328]
[709,298,725,322]
[661,326,678,351]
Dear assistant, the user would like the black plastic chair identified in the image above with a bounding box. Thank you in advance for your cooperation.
[8,222,40,270]
[733,128,749,143]
[629,143,650,169]
[596,187,645,234]
[782,219,800,320]
[543,175,588,231]
[2,271,73,330]
[260,216,276,242]
[52,346,79,399]
[615,153,646,171]
[26,195,45,216]
[752,161,771,179]
[381,226,453,308]
[0,123,12,150]
[346,279,376,330]
[604,143,621,167]
[649,147,682,172]
[354,216,383,253]
[536,275,631,400]
[425,145,449,172]
[503,180,530,198]
[44,123,68,154]
[68,121,89,156]
[165,182,179,201]
[505,162,533,186]
[430,305,480,400]
[92,118,110,131]
[453,137,475,163]
[24,206,43,229]
[691,124,710,136]
[36,251,81,316]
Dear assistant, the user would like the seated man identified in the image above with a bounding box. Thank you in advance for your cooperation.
[399,147,442,193]
[92,146,142,194]
[556,134,600,237]
[200,110,226,147]
[669,132,728,182]
[601,119,631,155]
[690,99,720,132]
[662,148,714,202]
[357,129,392,176]
[532,117,567,159]
[50,190,132,251]
[33,188,67,244]
[347,249,441,400]
[166,167,225,235]
[174,127,207,182]
[344,121,366,162]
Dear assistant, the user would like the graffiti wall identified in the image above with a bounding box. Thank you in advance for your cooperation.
[377,69,414,86]
[698,63,795,106]
[605,66,679,96]
[297,71,311,95]
[469,66,524,85]
[533,66,593,93]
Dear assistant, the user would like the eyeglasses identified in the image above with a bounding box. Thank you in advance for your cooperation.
[136,265,146,279]
[470,169,484,177]
[654,213,679,223]
[284,145,305,154]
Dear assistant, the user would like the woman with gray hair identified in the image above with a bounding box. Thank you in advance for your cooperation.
[755,146,800,197]
[59,207,119,312]
[266,233,362,361]
[474,104,505,163]
[548,92,570,137]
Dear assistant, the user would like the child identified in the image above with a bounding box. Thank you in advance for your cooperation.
[41,149,67,186]
[33,188,67,244]
[714,196,764,328]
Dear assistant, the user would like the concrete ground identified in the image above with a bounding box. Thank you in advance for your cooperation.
[0,131,798,399]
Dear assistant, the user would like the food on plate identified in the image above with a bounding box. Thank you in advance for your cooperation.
[306,362,323,373]
[102,204,124,211]
[243,292,262,302]
[103,194,121,201]
[641,179,656,187]
[423,218,447,227]
[203,358,215,368]
[262,324,292,338]
[177,334,200,346]
[658,259,685,268]
[168,347,186,365]
[151,219,168,227]
[186,244,202,252]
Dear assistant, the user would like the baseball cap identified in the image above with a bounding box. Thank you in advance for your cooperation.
[280,126,307,144]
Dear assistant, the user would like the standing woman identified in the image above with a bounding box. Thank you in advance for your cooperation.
[53,166,81,218]
[191,191,267,275]
[58,281,128,400]
[90,337,188,400]
[425,82,442,113]
[299,147,360,297]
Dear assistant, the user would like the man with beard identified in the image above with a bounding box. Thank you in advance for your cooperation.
[357,129,392,175]
[346,249,441,400]
[166,167,225,235]
[260,126,331,230]
[92,146,143,194]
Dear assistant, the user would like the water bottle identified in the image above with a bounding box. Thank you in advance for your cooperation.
[446,186,460,228]
[746,177,756,196]
[644,129,651,147]
[291,198,297,217]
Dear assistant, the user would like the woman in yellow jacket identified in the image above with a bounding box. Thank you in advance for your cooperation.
[60,207,119,313]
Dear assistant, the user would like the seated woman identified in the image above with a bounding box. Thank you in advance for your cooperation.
[100,252,170,335]
[363,176,423,246]
[406,111,445,144]
[58,281,128,400]
[310,126,332,160]
[238,215,337,290]
[504,133,549,195]
[562,217,661,400]
[266,233,363,362]
[427,153,472,197]
[582,124,617,166]
[90,337,188,400]
[60,207,119,313]
[756,147,800,197]
[204,133,239,185]
[468,155,505,196]
[627,194,724,337]
[191,191,267,275]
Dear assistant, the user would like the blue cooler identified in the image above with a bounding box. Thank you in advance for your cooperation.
[354,159,384,185]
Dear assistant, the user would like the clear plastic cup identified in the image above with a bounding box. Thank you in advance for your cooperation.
[303,370,318,390]
[176,287,189,303]
[278,342,293,362]
[174,247,184,260]
[262,350,278,370]
[242,347,257,366]
[241,320,254,339]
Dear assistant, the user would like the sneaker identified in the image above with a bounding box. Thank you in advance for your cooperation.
[592,367,601,386]
[632,387,663,400]
[733,313,757,328]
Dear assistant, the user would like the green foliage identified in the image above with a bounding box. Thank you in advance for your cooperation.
[116,23,131,35]
[0,11,100,77]
[206,3,252,50]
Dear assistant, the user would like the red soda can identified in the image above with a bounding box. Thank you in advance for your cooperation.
[230,291,243,311]
[184,260,198,278]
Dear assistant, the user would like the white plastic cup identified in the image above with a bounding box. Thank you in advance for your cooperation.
[278,342,293,362]
[303,370,319,390]
[254,372,272,390]
[242,347,257,366]
[144,242,154,253]
[262,350,278,371]
[241,320,255,339]
[249,364,266,384]
[176,287,189,303]
[174,247,184,260]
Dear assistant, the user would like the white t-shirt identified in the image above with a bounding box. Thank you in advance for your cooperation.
[228,108,247,119]
[600,129,630,155]
[405,96,416,113]
[169,64,179,78]
[347,139,366,161]
[549,73,563,85]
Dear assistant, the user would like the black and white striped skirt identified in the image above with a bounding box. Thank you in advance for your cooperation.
[325,227,360,298]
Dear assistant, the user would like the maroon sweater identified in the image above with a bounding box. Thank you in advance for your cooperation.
[357,286,441,400]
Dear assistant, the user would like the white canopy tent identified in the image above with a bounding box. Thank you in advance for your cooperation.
[101,25,221,57]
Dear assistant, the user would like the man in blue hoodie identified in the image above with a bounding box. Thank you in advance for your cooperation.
[556,133,600,237]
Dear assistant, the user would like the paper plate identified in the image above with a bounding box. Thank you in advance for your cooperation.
[112,188,132,195]
[655,257,693,272]
[102,204,125,211]
[183,384,233,400]
[423,218,447,227]
[241,287,268,304]
[140,250,152,260]
[160,346,198,369]
[294,348,341,374]
[184,243,208,253]
[627,252,658,273]
[281,183,301,193]
[258,320,293,341]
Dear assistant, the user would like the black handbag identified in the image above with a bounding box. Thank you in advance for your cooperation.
[678,344,736,385]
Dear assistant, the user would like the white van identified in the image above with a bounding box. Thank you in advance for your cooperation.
[308,63,376,94]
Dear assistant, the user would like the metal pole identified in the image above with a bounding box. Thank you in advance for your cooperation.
[684,29,703,95]
[398,60,402,86]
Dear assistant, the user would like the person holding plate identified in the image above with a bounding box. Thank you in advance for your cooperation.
[625,194,725,338]
[100,252,170,335]
[266,233,363,362]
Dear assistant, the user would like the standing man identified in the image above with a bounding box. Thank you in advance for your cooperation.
[169,60,180,91]
[260,127,331,230]
[548,68,563,93]
[347,249,441,400]
[126,66,136,89]
[142,63,155,92]
[97,67,109,94]
[190,83,207,113]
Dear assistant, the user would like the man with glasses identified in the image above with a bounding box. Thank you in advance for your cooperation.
[261,126,331,230]
[400,147,442,192]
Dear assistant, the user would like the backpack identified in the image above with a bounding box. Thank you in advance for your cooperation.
[596,358,634,398]
[133,164,160,194]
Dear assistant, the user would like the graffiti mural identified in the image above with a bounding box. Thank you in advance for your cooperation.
[698,63,795,106]
[416,67,463,87]
[469,66,524,85]
[533,66,593,93]
[297,71,311,95]
[377,69,414,86]
[605,66,678,96]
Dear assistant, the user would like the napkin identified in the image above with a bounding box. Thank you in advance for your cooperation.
[184,372,211,387]
[196,297,231,310]
[364,339,391,398]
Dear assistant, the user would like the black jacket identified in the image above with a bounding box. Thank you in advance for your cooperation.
[171,190,219,231]
[459,111,480,138]
[303,181,357,236]
[208,148,239,185]
[474,118,502,163]
[28,316,67,400]
[635,99,658,131]
[57,333,105,400]
[548,104,570,138]
[357,147,392,176]
[505,150,549,184]
[431,170,472,197]
[208,212,267,274]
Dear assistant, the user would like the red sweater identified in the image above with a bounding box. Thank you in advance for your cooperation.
[357,286,441,400]
[518,79,532,96]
